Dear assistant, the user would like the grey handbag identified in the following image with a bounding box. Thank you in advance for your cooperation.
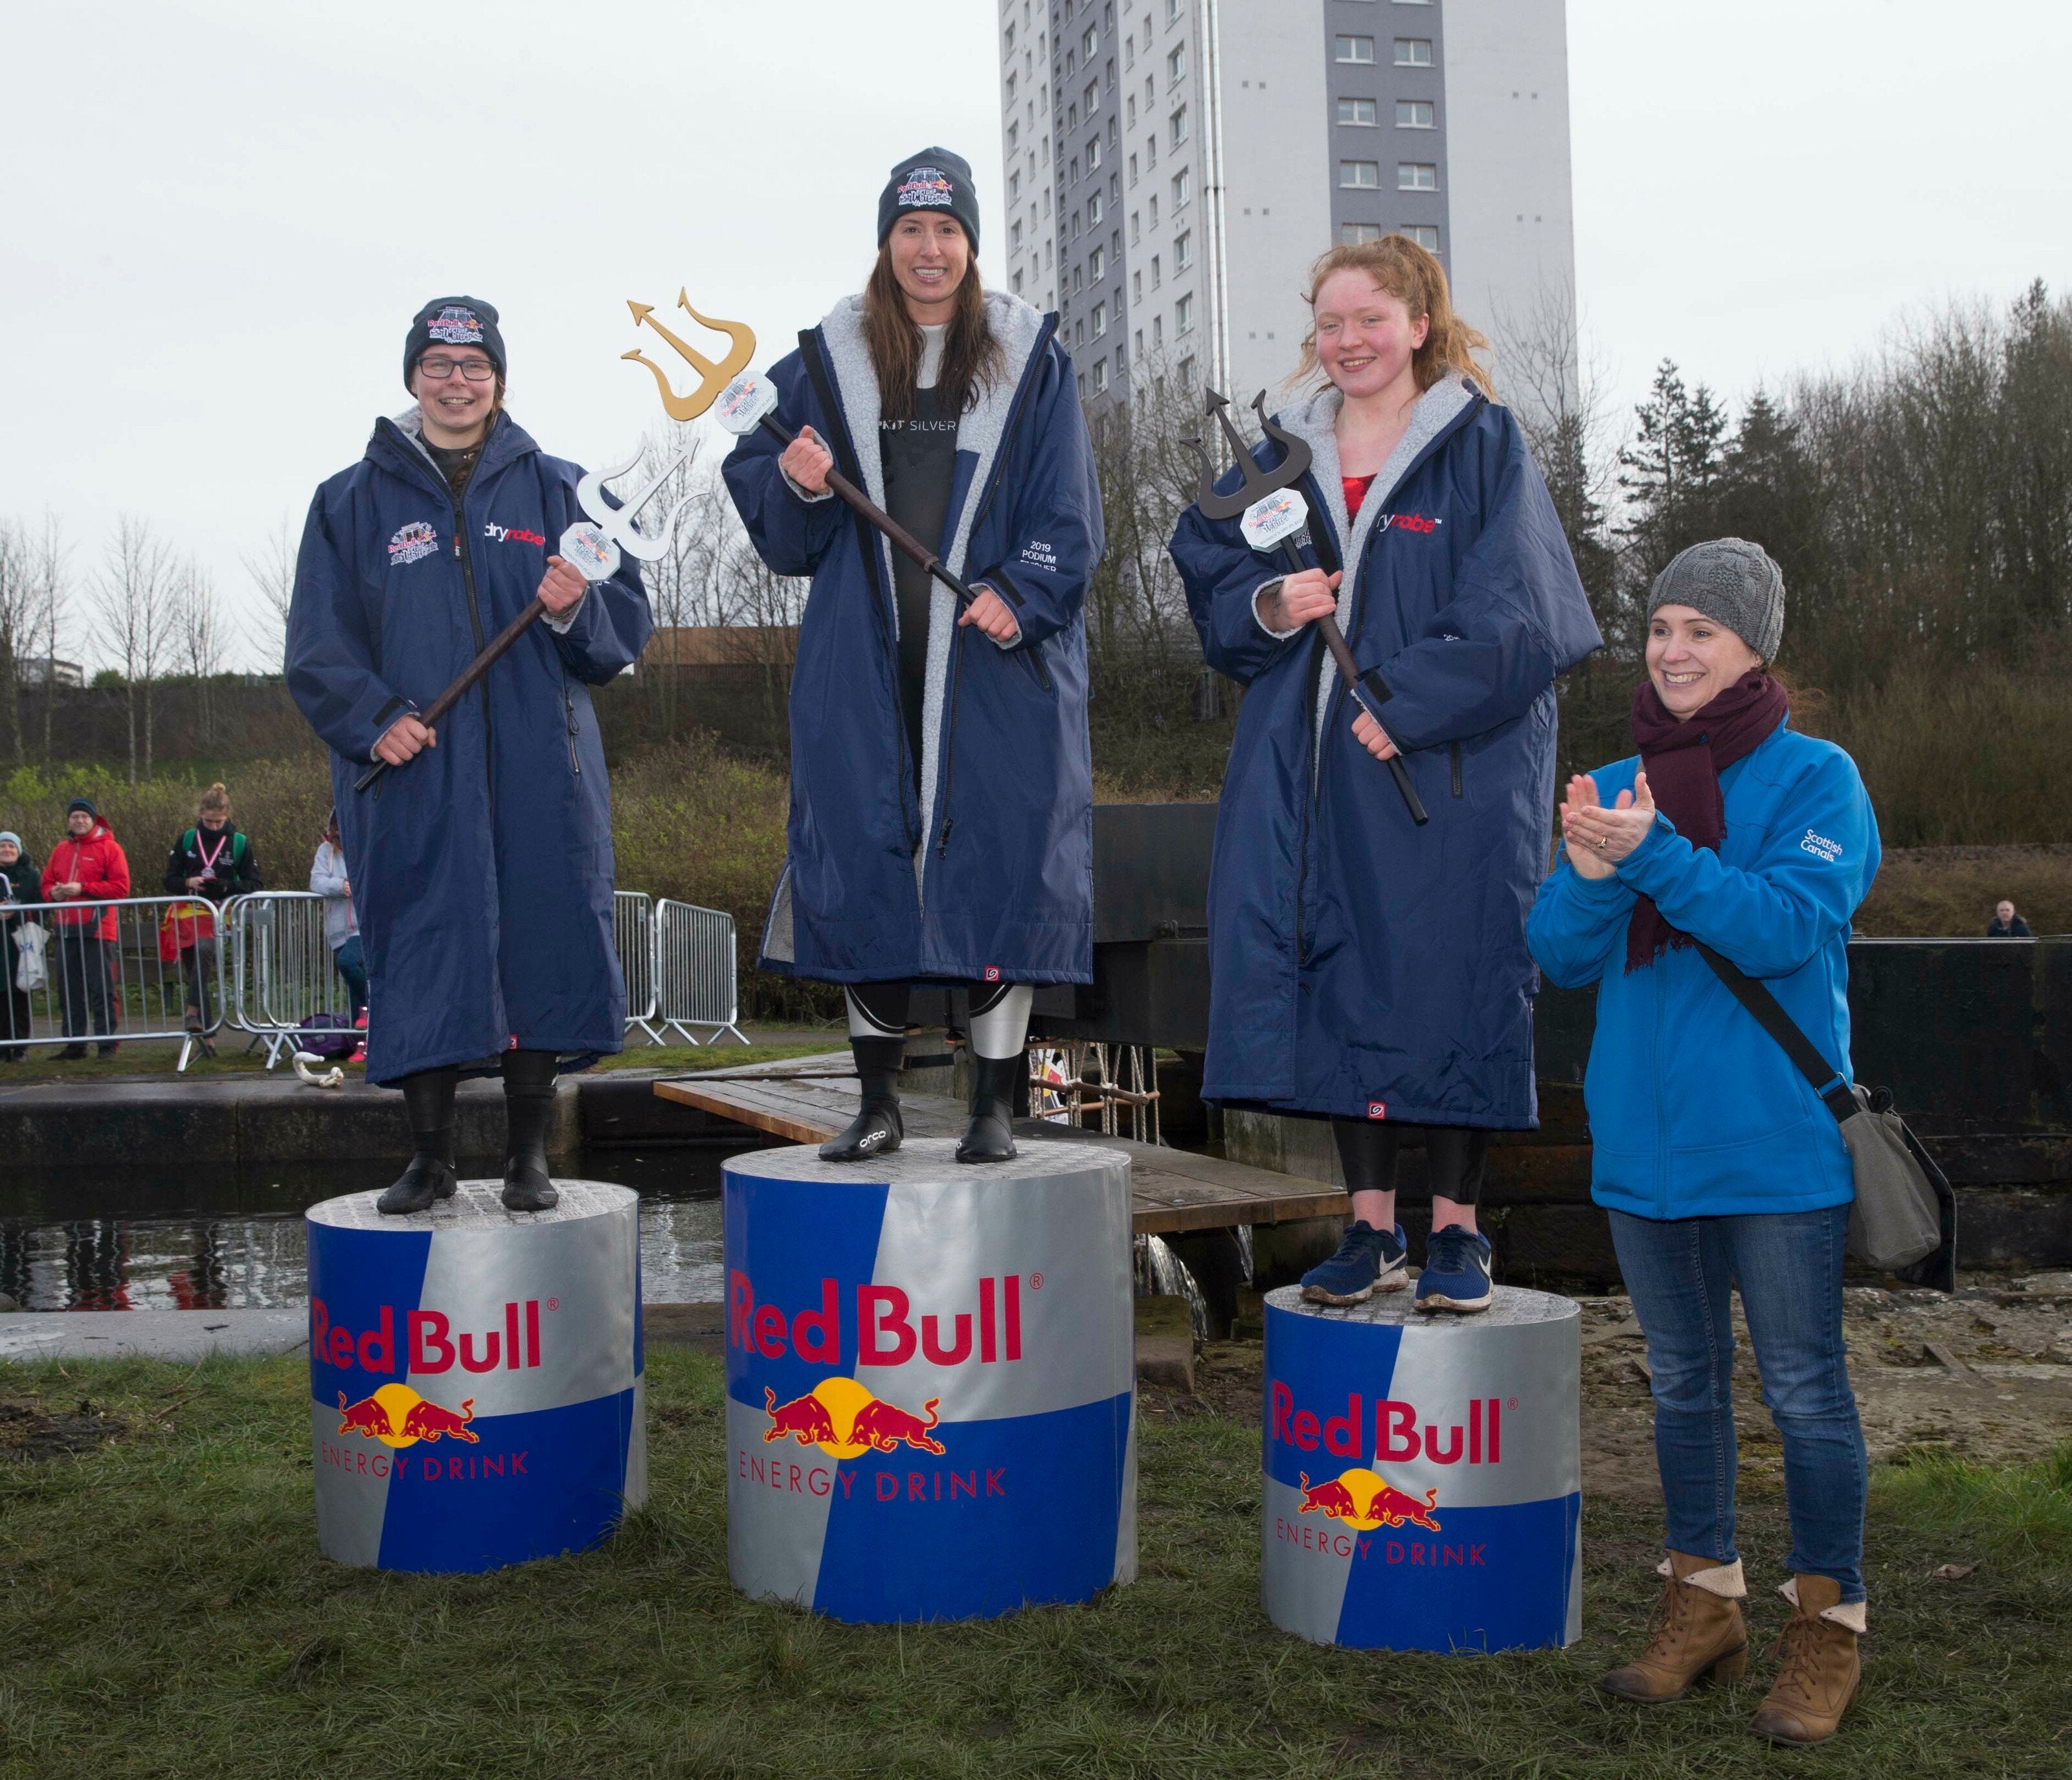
[1695,943,1954,1279]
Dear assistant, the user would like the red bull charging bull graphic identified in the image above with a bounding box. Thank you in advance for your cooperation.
[306,1182,645,1573]
[723,1142,1138,1622]
[1262,1285,1582,1650]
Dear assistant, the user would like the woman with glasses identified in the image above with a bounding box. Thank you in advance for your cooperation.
[286,295,653,1213]
[723,148,1100,1164]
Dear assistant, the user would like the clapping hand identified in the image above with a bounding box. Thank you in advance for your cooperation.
[1560,771,1656,879]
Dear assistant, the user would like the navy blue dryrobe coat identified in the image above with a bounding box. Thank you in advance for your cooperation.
[1170,377,1601,1127]
[286,409,654,1085]
[724,293,1101,984]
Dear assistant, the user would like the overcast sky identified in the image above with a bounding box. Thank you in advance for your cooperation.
[5,0,2068,669]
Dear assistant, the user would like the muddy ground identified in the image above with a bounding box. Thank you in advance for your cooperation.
[1145,1271,2072,1504]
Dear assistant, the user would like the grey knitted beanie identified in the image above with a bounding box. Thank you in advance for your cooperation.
[1646,537,1785,662]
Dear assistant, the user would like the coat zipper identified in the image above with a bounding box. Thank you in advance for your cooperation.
[801,332,918,861]
[561,674,581,777]
[1450,740,1463,798]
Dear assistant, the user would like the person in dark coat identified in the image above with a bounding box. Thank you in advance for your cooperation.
[724,148,1101,1164]
[286,296,654,1212]
[1170,236,1600,1311]
[1986,900,2033,938]
[162,780,262,1049]
[0,831,37,1062]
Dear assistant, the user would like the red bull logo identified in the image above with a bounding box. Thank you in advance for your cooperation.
[1271,1384,1505,1465]
[326,1383,522,1483]
[741,1377,1007,1505]
[310,1297,546,1376]
[335,1384,479,1447]
[1297,1469,1440,1531]
[728,1274,1024,1367]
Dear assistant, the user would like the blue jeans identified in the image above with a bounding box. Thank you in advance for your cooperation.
[1608,1202,1867,1602]
[332,936,367,1021]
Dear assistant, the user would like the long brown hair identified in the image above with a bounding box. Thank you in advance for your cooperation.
[1289,234,1494,399]
[862,240,1006,422]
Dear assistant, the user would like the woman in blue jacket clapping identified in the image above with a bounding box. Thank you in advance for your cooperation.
[1527,539,1878,1747]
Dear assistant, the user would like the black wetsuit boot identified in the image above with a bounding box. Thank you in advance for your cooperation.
[501,1048,559,1211]
[377,1066,461,1214]
[820,1036,906,1163]
[956,1054,1019,1164]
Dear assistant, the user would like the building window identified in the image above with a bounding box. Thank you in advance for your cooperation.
[1149,194,1159,227]
[1174,229,1191,270]
[1175,293,1194,335]
[1088,135,1102,170]
[1169,105,1188,147]
[1393,38,1434,65]
[1077,371,1087,398]
[1074,265,1085,292]
[1178,353,1195,390]
[1127,96,1136,127]
[1398,161,1438,190]
[1129,152,1138,185]
[1008,123,1020,155]
[1006,73,1017,102]
[1166,0,1179,21]
[1396,99,1434,128]
[1094,357,1110,394]
[1167,42,1186,84]
[1151,253,1161,288]
[1334,35,1375,63]
[1075,317,1085,346]
[1011,220,1024,251]
[1171,167,1190,208]
[1340,223,1385,244]
[1132,271,1142,300]
[1009,168,1022,200]
[1006,21,1016,50]
[1130,208,1140,242]
[1094,300,1108,337]
[1340,160,1382,188]
[1402,224,1440,251]
[1013,269,1026,293]
[1085,79,1098,112]
[1337,97,1377,126]
[1083,23,1098,56]
[1124,33,1134,68]
[1088,191,1103,225]
[1090,245,1106,279]
[1153,315,1164,346]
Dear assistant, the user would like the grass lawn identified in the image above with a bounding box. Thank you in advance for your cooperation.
[1,1350,2066,1779]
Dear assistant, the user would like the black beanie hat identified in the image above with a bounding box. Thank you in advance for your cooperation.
[67,798,96,818]
[403,297,506,391]
[877,149,980,254]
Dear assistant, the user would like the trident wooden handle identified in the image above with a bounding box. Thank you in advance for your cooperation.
[354,596,546,794]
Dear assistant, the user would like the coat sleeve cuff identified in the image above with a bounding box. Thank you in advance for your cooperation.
[782,467,835,504]
[543,591,585,635]
[1252,579,1300,639]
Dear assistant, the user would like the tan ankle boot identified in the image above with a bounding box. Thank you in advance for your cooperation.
[1748,1575,1863,1746]
[1598,1552,1750,1703]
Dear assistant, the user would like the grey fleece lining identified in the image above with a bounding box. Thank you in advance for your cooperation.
[1272,376,1475,756]
[814,291,1048,873]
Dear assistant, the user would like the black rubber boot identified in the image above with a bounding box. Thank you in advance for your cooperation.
[501,1048,559,1212]
[820,1036,905,1163]
[956,1055,1019,1164]
[377,1066,460,1214]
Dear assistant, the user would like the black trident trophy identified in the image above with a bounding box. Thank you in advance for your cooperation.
[1186,390,1428,826]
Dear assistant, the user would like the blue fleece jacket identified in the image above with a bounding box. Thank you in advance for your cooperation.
[1525,723,1880,1219]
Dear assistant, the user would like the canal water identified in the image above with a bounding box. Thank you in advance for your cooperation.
[0,1144,767,1312]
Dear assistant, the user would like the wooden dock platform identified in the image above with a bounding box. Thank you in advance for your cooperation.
[652,1059,1349,1237]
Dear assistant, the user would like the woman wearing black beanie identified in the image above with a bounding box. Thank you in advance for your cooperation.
[724,148,1101,1164]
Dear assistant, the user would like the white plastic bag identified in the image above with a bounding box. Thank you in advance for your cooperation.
[13,921,46,993]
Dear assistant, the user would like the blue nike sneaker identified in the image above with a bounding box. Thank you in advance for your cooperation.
[1300,1222,1410,1306]
[1415,1224,1494,1312]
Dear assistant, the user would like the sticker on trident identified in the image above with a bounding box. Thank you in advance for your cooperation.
[556,293,752,582]
[1184,389,1428,826]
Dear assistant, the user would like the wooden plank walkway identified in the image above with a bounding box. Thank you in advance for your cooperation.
[653,1059,1349,1237]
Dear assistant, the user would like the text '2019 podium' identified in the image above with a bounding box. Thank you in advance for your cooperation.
[723,1139,1137,1622]
[307,1180,645,1573]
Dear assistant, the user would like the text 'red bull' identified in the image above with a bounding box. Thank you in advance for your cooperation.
[310,1298,544,1375]
[1271,1383,1505,1465]
[728,1274,1024,1367]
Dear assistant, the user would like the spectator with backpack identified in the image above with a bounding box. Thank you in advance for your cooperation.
[162,783,262,1054]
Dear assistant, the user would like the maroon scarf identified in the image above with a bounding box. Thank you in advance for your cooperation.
[1624,670,1789,972]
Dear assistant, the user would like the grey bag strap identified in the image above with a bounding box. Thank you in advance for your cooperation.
[1693,943,1859,1124]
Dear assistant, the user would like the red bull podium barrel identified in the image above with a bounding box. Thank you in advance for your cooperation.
[725,1140,1137,1621]
[306,1181,645,1572]
[1263,1285,1581,1650]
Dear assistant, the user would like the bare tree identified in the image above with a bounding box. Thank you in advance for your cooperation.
[91,515,175,782]
[242,513,297,672]
[30,513,67,761]
[0,519,26,765]
[172,557,229,746]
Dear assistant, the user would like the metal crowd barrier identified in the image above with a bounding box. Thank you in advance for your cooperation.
[614,890,662,1044]
[0,895,229,1072]
[655,898,749,1046]
[223,890,361,1068]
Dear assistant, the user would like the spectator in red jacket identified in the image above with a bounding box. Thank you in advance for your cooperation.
[41,799,131,1059]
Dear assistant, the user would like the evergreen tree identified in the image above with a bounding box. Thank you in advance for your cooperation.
[1616,360,1727,581]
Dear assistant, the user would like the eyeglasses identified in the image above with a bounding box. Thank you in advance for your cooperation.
[418,356,497,383]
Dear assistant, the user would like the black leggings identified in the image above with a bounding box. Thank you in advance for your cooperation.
[846,980,1022,1034]
[1331,1119,1488,1206]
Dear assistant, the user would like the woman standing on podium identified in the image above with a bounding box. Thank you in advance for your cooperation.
[724,148,1100,1165]
[1171,236,1599,1312]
